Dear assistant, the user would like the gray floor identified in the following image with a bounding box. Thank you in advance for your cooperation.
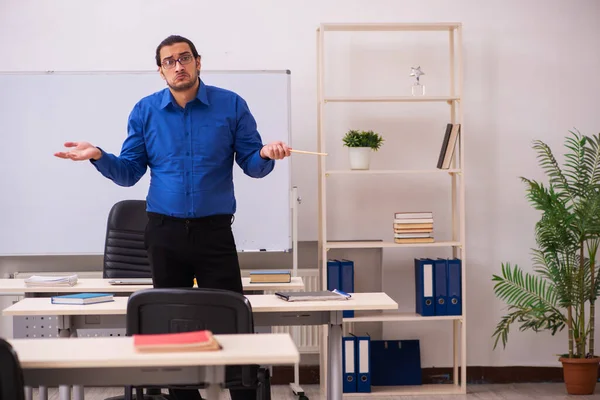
[32,383,600,399]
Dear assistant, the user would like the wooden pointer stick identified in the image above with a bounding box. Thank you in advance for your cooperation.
[290,149,328,156]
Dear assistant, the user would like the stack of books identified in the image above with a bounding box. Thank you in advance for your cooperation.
[133,330,222,352]
[393,212,434,244]
[249,270,292,283]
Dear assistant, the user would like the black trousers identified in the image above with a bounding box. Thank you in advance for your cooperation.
[144,212,256,400]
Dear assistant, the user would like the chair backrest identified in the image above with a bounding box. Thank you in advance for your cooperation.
[0,338,25,400]
[102,200,151,279]
[126,288,255,386]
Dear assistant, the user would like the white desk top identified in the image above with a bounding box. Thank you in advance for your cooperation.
[8,333,299,368]
[2,293,398,316]
[0,277,304,293]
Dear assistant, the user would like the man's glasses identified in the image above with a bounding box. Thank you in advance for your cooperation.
[161,54,194,69]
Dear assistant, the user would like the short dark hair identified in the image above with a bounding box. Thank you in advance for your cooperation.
[155,35,200,67]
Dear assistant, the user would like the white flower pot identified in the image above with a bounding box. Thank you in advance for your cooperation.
[348,147,372,170]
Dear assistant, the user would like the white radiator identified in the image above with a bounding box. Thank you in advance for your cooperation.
[13,268,322,354]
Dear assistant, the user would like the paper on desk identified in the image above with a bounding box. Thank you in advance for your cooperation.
[24,274,78,287]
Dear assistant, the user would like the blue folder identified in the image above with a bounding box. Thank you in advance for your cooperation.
[355,335,371,392]
[414,258,434,316]
[339,259,354,318]
[342,336,357,392]
[447,258,462,315]
[434,258,448,316]
[327,259,340,292]
[370,339,422,386]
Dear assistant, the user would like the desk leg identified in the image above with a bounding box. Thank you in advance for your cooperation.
[73,385,84,400]
[57,316,73,399]
[327,311,343,400]
[204,365,225,400]
[59,385,71,400]
[38,386,48,400]
[24,386,32,400]
[57,315,72,337]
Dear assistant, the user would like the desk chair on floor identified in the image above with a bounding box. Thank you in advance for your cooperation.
[102,199,152,279]
[126,288,272,400]
[102,199,159,400]
[0,338,25,400]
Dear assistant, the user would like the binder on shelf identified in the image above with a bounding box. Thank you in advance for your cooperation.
[434,258,448,316]
[370,339,422,386]
[340,259,354,318]
[356,335,371,392]
[447,258,462,316]
[327,259,340,291]
[414,258,434,316]
[342,336,357,392]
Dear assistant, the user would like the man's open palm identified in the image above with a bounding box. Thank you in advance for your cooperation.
[54,142,100,161]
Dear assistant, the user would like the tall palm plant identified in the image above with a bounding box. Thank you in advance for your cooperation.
[492,130,600,362]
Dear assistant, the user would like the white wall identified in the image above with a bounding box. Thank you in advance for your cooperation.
[1,0,600,368]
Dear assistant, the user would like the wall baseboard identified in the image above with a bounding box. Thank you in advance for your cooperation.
[270,365,596,385]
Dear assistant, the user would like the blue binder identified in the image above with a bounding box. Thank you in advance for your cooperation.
[339,259,354,318]
[327,259,340,292]
[370,339,422,386]
[414,258,434,316]
[434,258,448,316]
[447,258,462,315]
[342,336,357,392]
[355,335,371,392]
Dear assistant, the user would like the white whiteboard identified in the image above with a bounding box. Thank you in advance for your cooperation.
[0,70,292,255]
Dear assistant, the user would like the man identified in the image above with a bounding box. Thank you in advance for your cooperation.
[55,34,291,400]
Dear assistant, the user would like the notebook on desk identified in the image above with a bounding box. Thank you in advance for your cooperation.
[108,278,153,285]
[51,293,114,305]
[275,289,351,302]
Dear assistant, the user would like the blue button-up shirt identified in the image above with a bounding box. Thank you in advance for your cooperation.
[91,79,275,218]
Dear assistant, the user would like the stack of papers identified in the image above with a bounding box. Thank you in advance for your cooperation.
[24,274,78,287]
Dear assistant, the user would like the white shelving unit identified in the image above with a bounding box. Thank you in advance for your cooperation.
[316,22,466,397]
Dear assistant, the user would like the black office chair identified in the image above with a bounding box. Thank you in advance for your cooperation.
[0,338,26,400]
[101,199,159,400]
[102,199,152,279]
[126,288,271,400]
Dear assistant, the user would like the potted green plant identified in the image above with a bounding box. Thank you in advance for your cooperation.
[342,129,384,170]
[492,130,600,395]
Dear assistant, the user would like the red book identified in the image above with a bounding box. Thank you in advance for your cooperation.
[133,330,221,352]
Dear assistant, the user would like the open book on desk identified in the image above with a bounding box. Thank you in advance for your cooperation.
[275,289,351,302]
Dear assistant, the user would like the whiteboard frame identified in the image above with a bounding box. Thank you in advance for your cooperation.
[0,69,294,256]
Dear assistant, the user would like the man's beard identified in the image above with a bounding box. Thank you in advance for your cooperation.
[168,72,198,92]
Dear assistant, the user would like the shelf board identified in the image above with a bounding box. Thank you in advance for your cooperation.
[325,169,461,175]
[323,96,459,103]
[344,310,463,323]
[320,22,462,32]
[325,240,461,249]
[343,383,464,397]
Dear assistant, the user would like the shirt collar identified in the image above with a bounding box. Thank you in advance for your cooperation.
[160,78,210,109]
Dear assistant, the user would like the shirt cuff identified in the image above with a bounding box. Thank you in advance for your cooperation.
[89,147,111,170]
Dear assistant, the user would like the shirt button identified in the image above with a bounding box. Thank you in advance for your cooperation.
[185,132,189,136]
[186,172,190,175]
[186,152,190,156]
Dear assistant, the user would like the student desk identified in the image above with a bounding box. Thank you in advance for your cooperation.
[0,277,305,295]
[9,333,299,400]
[4,292,398,400]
